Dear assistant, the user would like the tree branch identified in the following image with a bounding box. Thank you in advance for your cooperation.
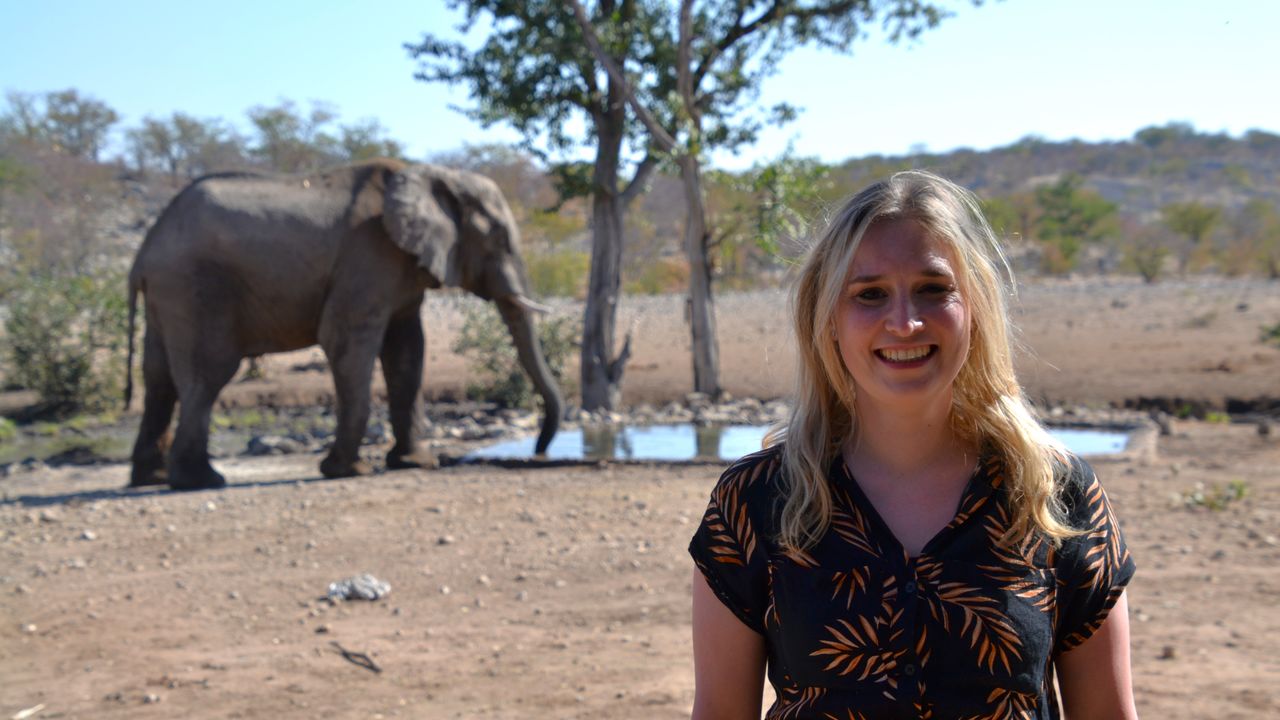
[620,153,660,207]
[567,0,679,153]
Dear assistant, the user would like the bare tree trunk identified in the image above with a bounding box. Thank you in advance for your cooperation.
[580,112,632,411]
[581,188,626,411]
[678,154,720,397]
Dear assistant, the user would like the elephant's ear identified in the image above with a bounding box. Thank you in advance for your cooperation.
[383,168,462,288]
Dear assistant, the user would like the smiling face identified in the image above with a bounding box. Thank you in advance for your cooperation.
[834,217,971,419]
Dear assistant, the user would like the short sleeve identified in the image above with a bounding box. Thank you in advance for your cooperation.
[1053,456,1137,655]
[688,452,776,635]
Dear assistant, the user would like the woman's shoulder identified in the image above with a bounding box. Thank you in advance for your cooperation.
[709,443,788,507]
[1053,452,1105,523]
[720,441,786,482]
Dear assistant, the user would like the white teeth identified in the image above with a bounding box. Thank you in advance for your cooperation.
[880,346,931,362]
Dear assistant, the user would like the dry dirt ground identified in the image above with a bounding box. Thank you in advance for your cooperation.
[3,277,1280,719]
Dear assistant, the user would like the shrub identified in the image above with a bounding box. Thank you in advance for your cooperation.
[1262,322,1280,348]
[525,248,590,299]
[625,257,689,295]
[2,269,128,415]
[452,303,579,409]
[1180,480,1248,511]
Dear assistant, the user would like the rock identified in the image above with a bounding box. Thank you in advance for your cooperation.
[364,421,390,444]
[81,529,97,541]
[326,574,391,602]
[247,435,304,456]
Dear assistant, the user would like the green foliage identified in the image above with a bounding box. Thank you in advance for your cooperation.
[1134,122,1197,150]
[1204,411,1231,425]
[1261,322,1280,348]
[980,191,1038,245]
[3,269,129,414]
[524,209,585,247]
[525,248,590,298]
[211,408,270,430]
[1231,199,1280,279]
[4,89,119,161]
[1118,222,1172,283]
[338,118,405,162]
[715,153,830,258]
[1034,174,1117,272]
[1180,480,1249,511]
[452,304,579,410]
[625,257,690,295]
[408,2,677,168]
[247,99,340,173]
[0,417,16,443]
[124,111,246,179]
[1162,201,1221,272]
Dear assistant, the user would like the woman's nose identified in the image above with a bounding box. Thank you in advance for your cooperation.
[885,297,923,336]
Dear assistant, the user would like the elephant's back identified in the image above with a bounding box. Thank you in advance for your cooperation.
[132,172,374,352]
[137,173,356,274]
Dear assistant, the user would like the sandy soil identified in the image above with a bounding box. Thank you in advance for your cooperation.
[3,276,1280,719]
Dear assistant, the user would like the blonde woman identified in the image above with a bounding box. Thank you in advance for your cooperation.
[689,171,1137,719]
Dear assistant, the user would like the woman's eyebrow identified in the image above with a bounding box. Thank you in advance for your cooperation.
[846,268,952,285]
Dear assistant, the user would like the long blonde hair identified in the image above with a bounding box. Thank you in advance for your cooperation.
[767,170,1077,551]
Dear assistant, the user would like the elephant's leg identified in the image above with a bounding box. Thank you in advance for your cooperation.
[129,326,177,487]
[166,348,240,491]
[381,301,436,470]
[318,332,381,479]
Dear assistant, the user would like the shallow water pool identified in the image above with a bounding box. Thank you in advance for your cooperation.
[464,423,1130,462]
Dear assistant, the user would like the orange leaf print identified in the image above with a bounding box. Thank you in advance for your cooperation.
[831,567,870,609]
[929,582,1024,674]
[768,685,826,720]
[830,489,881,556]
[810,617,903,683]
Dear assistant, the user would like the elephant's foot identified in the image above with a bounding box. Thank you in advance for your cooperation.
[167,459,226,492]
[128,455,169,488]
[320,453,373,479]
[386,446,438,471]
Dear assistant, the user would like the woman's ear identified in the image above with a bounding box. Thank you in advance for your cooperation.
[383,166,462,288]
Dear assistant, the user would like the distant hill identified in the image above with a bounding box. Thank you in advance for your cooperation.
[833,123,1280,218]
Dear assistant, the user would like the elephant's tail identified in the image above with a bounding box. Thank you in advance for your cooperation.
[124,273,140,410]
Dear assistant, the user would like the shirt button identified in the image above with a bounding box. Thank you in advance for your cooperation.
[903,663,917,676]
[904,581,917,594]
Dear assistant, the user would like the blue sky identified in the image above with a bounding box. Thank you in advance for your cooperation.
[1,0,1276,170]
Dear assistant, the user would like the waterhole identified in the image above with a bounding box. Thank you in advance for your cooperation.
[465,424,1130,462]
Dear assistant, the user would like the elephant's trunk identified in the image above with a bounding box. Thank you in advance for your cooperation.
[496,296,563,455]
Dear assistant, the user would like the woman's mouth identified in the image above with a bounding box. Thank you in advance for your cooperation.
[876,345,935,363]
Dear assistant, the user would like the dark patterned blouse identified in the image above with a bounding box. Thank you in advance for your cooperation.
[689,444,1135,720]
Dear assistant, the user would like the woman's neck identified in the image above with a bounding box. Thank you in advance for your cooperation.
[845,396,972,483]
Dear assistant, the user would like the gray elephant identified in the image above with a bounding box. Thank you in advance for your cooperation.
[124,159,563,490]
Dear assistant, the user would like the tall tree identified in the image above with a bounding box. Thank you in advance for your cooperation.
[247,100,340,172]
[1034,173,1116,273]
[408,1,676,411]
[3,90,119,161]
[706,153,830,285]
[1162,200,1221,273]
[42,89,119,161]
[126,112,246,180]
[338,118,406,162]
[569,0,958,396]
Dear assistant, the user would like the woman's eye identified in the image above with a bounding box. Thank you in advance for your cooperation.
[854,288,885,302]
[921,283,953,296]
